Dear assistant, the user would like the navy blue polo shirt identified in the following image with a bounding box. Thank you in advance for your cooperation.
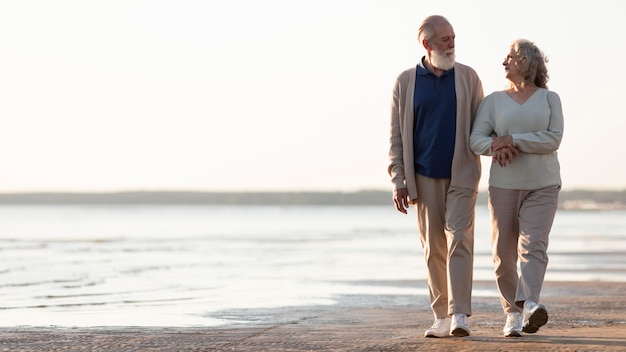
[413,58,456,178]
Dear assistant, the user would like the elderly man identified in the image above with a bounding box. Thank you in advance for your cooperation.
[388,14,484,337]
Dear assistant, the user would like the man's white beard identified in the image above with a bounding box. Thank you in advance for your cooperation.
[431,49,455,71]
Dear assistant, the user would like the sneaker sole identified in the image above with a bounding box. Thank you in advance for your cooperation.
[522,305,548,333]
[504,330,522,337]
[424,330,449,338]
[424,333,447,338]
[451,327,470,337]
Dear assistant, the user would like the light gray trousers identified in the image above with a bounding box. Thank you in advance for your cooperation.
[414,174,477,318]
[488,185,560,313]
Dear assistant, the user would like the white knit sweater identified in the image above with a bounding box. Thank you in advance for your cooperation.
[470,88,564,190]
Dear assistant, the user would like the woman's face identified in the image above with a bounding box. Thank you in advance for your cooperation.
[502,50,522,81]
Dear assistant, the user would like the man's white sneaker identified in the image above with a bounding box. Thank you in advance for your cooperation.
[424,317,450,338]
[503,312,523,337]
[522,301,548,333]
[450,313,470,337]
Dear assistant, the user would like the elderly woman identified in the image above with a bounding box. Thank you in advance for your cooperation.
[470,39,564,337]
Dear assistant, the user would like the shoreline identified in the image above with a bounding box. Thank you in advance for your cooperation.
[2,281,625,351]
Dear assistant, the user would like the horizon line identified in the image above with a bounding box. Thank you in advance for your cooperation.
[0,188,624,194]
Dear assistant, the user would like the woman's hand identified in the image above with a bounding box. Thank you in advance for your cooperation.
[492,146,518,167]
[491,135,518,167]
[491,135,515,152]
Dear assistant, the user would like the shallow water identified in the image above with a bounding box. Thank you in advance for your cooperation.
[0,205,624,327]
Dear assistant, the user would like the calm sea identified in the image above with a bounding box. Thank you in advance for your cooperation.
[0,205,624,327]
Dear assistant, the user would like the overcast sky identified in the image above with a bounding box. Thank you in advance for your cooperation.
[0,0,623,192]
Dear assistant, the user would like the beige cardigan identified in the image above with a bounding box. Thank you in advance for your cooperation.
[388,62,484,202]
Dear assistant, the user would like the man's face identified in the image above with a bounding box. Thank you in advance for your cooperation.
[428,22,455,53]
[426,22,456,70]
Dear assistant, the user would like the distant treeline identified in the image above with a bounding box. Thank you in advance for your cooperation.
[0,190,390,205]
[0,189,624,206]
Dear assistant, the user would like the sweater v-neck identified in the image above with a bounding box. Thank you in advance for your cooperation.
[504,87,541,106]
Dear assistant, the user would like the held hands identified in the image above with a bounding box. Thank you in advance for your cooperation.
[491,135,518,167]
[393,188,409,214]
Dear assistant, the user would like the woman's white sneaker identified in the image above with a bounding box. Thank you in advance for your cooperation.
[522,301,548,333]
[503,312,523,337]
[424,317,450,338]
[450,313,470,337]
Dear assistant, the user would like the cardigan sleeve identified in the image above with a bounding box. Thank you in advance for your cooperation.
[388,74,406,190]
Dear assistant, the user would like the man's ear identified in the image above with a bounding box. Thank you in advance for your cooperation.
[422,39,431,51]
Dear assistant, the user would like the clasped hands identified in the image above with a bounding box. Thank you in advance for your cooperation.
[491,135,518,167]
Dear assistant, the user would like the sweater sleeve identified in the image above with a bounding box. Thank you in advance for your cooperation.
[512,91,564,154]
[470,96,495,156]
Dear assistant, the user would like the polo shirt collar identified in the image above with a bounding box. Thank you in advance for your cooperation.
[417,56,454,76]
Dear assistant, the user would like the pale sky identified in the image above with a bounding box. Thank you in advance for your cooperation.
[0,0,624,192]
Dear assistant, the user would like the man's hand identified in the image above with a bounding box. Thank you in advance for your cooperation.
[393,188,409,214]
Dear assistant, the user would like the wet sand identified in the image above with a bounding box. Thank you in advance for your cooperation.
[1,281,625,351]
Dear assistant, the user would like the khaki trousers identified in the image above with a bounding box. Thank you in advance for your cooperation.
[414,174,477,318]
[488,185,560,313]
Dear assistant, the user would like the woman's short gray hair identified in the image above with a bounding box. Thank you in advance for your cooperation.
[510,39,550,88]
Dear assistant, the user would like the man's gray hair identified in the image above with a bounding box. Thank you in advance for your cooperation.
[418,15,450,44]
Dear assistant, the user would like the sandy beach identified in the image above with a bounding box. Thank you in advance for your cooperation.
[1,280,625,351]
